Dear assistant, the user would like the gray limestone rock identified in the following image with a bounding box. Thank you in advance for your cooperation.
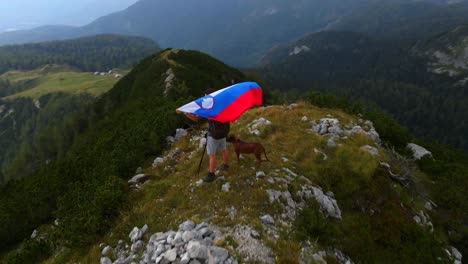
[163,248,177,262]
[179,220,196,231]
[141,224,149,235]
[182,231,195,242]
[131,240,145,252]
[152,157,165,168]
[31,229,38,239]
[222,182,231,192]
[101,245,112,256]
[100,257,112,264]
[180,252,190,264]
[210,246,229,263]
[360,145,379,156]
[187,241,208,260]
[175,128,188,141]
[261,214,275,225]
[256,171,266,179]
[128,174,146,184]
[311,187,342,219]
[129,227,143,242]
[407,143,432,160]
[150,232,167,243]
[351,125,363,134]
[250,230,260,239]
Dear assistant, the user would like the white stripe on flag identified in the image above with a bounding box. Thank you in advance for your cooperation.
[177,101,201,114]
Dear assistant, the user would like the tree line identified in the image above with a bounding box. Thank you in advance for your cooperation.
[0,34,160,74]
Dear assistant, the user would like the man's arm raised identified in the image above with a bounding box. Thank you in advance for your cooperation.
[176,109,201,122]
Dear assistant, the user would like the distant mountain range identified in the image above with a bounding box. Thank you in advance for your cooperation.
[260,28,468,150]
[3,0,468,66]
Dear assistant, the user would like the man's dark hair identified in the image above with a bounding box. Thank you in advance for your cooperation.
[204,88,215,95]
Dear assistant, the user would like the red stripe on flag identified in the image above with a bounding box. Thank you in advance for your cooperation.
[211,88,263,123]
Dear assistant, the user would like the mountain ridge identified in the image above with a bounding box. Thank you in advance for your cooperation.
[0,49,466,264]
[259,30,468,151]
[27,102,466,263]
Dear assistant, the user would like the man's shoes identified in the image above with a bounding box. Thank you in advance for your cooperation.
[220,164,229,171]
[203,172,216,183]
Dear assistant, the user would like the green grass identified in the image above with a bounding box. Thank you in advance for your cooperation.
[1,66,128,100]
[38,102,450,263]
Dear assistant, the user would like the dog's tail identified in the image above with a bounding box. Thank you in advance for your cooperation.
[263,148,270,162]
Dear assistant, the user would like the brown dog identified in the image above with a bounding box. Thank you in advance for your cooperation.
[226,134,269,163]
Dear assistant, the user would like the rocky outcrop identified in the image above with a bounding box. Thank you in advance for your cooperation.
[300,243,354,264]
[445,246,463,264]
[248,118,272,136]
[163,68,176,97]
[310,118,381,145]
[360,145,379,156]
[413,211,434,232]
[289,45,310,56]
[166,128,188,145]
[266,167,342,220]
[218,225,274,263]
[407,143,432,160]
[101,221,238,264]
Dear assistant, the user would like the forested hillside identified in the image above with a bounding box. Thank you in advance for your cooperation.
[330,0,468,40]
[260,30,468,151]
[0,34,159,74]
[0,65,127,183]
[0,93,95,184]
[0,49,247,259]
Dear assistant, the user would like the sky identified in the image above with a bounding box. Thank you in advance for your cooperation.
[0,0,139,32]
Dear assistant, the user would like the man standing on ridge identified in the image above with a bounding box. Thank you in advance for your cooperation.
[176,88,230,182]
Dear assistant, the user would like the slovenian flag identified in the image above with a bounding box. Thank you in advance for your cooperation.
[177,82,263,123]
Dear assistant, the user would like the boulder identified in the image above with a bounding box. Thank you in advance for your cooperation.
[163,248,177,262]
[222,182,231,192]
[256,171,266,179]
[311,187,342,219]
[210,246,229,263]
[101,245,112,256]
[407,143,432,160]
[179,220,196,231]
[31,229,38,239]
[260,214,275,225]
[187,241,208,260]
[152,157,165,168]
[360,145,379,156]
[175,128,188,141]
[182,231,195,242]
[128,174,146,184]
[129,227,143,242]
[100,257,112,264]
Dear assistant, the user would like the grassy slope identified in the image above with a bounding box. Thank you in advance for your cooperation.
[38,102,445,263]
[1,67,128,100]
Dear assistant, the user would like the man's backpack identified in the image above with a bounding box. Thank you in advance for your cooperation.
[208,120,230,139]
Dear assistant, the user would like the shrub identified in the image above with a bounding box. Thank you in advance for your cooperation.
[365,111,412,148]
[3,239,52,264]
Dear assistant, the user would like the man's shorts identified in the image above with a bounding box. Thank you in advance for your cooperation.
[207,136,226,155]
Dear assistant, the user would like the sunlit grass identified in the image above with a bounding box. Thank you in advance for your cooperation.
[1,66,128,99]
[54,103,438,263]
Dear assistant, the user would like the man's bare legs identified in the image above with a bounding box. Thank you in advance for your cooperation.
[209,155,217,173]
